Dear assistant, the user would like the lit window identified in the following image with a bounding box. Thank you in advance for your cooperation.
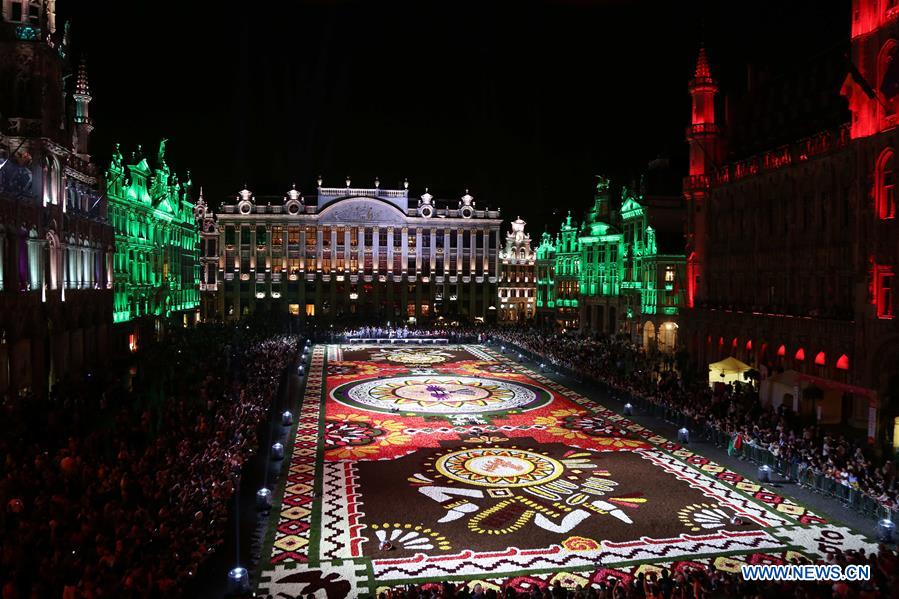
[877,267,895,318]
[665,267,675,282]
[836,354,850,370]
[877,148,896,219]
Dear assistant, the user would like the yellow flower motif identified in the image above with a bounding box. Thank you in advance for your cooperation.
[533,415,560,427]
[736,481,761,493]
[713,556,745,573]
[551,408,583,418]
[547,426,590,441]
[377,419,408,432]
[701,464,725,473]
[329,444,382,459]
[775,502,805,515]
[561,536,601,551]
[466,435,508,444]
[379,431,413,446]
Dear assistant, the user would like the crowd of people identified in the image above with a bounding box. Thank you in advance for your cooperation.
[487,327,899,510]
[0,320,298,598]
[339,324,484,342]
[370,546,898,598]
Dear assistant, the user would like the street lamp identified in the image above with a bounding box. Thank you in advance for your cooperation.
[256,487,273,510]
[227,566,249,594]
[877,518,895,543]
[271,442,285,460]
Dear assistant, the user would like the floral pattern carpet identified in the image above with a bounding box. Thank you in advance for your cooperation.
[257,345,877,598]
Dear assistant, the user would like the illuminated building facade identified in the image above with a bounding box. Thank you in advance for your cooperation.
[682,0,899,442]
[0,2,114,398]
[534,231,556,328]
[198,181,502,322]
[535,178,686,347]
[579,179,685,351]
[498,216,535,322]
[106,141,200,350]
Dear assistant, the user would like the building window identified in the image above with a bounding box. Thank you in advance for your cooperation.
[665,267,675,282]
[877,267,894,318]
[880,41,899,117]
[272,226,283,246]
[877,148,897,219]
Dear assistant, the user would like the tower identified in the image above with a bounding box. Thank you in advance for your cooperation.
[0,0,67,141]
[72,58,93,157]
[683,46,723,308]
[842,0,899,138]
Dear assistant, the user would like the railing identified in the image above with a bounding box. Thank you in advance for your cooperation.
[682,174,710,192]
[625,393,899,524]
[686,123,720,137]
[710,124,851,186]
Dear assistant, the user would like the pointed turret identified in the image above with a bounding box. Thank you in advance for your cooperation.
[72,58,94,157]
[684,45,724,309]
[691,46,713,85]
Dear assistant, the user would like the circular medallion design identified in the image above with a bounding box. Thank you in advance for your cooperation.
[333,375,550,415]
[435,448,564,487]
[376,349,455,365]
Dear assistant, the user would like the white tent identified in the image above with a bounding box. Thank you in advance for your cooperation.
[708,356,752,388]
[759,369,801,411]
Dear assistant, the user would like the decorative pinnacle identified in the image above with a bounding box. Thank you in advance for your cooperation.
[317,175,323,187]
[75,58,91,97]
[692,46,714,83]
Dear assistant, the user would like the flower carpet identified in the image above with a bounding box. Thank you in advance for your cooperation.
[257,344,877,598]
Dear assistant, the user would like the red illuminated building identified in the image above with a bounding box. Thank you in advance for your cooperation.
[683,0,899,445]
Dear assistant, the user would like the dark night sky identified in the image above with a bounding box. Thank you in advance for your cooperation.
[57,0,849,233]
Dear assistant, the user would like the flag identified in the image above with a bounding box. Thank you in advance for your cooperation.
[847,58,878,100]
[727,433,743,456]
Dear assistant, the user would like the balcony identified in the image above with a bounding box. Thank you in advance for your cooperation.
[685,123,719,138]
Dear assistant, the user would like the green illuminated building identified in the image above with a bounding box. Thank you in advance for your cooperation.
[106,141,200,350]
[537,176,686,352]
[535,231,556,316]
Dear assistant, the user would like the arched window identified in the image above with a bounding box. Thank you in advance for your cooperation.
[877,148,896,219]
[879,40,899,118]
[836,354,850,370]
[47,231,60,290]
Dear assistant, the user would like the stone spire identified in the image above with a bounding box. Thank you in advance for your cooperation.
[72,58,94,156]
